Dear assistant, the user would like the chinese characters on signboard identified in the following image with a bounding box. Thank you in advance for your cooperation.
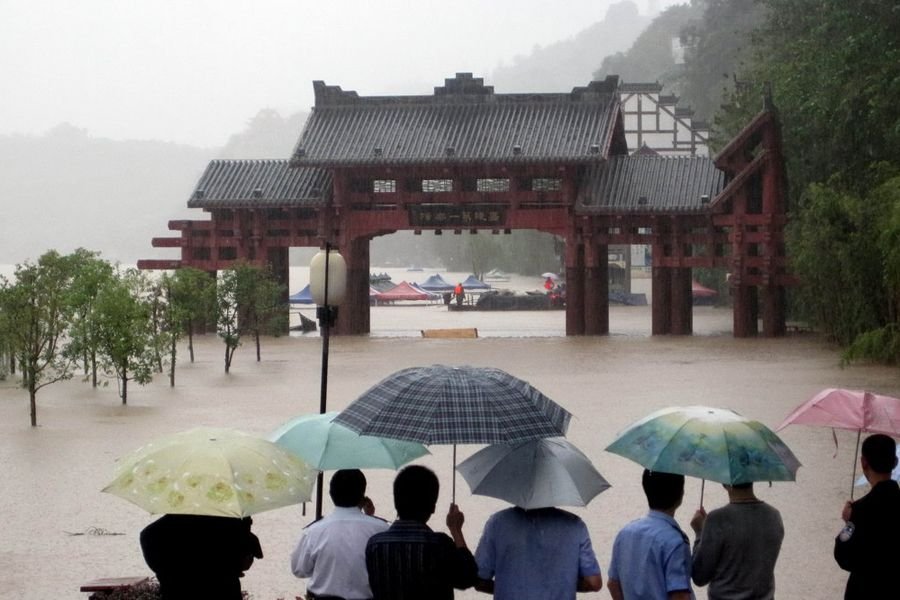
[408,204,506,227]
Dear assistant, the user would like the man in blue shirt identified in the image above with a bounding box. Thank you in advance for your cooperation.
[607,470,693,600]
[474,506,602,600]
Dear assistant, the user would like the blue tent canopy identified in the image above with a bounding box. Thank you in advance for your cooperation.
[411,282,440,298]
[461,275,491,290]
[418,273,455,292]
[288,284,314,304]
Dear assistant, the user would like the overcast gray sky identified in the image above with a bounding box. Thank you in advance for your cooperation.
[1,0,681,147]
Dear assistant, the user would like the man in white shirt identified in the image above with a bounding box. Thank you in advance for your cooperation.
[292,469,389,600]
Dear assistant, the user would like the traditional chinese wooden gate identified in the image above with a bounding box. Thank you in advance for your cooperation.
[138,74,789,337]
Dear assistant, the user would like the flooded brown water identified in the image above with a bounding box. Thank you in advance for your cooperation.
[3,273,898,599]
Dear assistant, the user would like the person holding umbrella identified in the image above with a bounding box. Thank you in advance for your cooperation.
[607,470,693,600]
[457,437,608,599]
[473,507,603,599]
[366,465,478,599]
[291,469,389,600]
[834,433,900,599]
[140,514,263,600]
[689,482,784,599]
[103,427,316,600]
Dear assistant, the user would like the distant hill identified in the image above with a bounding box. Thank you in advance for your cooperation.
[0,124,212,264]
[218,109,308,160]
[594,3,698,94]
[489,1,651,92]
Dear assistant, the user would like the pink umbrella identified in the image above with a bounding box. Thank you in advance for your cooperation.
[778,388,900,497]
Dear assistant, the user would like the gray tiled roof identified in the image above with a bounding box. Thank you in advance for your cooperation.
[291,73,623,168]
[577,155,725,213]
[187,160,330,208]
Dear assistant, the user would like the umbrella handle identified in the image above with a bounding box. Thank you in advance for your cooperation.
[452,444,457,504]
[850,430,861,501]
[700,479,705,509]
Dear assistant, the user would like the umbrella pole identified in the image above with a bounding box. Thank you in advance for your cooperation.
[850,429,861,500]
[452,444,457,504]
[700,479,705,508]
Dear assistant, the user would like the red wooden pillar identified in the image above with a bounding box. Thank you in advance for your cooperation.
[335,236,370,335]
[733,283,758,338]
[670,267,693,335]
[652,266,672,335]
[761,285,785,337]
[565,238,585,336]
[760,124,787,337]
[583,239,609,335]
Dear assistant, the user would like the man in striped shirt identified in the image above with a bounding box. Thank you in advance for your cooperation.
[366,465,478,600]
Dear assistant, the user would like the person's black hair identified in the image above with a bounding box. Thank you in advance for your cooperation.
[329,469,367,508]
[642,469,685,510]
[862,434,898,474]
[729,482,753,490]
[394,465,439,522]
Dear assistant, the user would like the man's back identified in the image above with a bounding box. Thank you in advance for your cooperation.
[291,506,388,598]
[691,501,783,600]
[366,520,477,600]
[834,480,900,599]
[140,514,260,600]
[475,507,601,600]
[608,511,693,600]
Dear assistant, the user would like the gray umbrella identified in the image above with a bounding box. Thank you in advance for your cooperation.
[333,364,571,445]
[456,437,610,510]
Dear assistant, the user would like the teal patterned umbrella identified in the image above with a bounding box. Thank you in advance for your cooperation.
[605,406,801,486]
[269,412,429,471]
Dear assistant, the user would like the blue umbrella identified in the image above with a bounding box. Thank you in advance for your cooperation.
[606,406,801,505]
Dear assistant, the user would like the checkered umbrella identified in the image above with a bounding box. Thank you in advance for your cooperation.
[334,365,572,501]
[334,364,571,445]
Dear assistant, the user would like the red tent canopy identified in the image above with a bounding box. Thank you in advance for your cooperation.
[374,281,432,301]
[691,280,718,298]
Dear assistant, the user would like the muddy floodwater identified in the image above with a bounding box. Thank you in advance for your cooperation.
[2,270,898,599]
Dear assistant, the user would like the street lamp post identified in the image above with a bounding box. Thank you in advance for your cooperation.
[309,243,347,520]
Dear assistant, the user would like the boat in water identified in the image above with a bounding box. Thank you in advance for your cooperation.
[483,268,511,282]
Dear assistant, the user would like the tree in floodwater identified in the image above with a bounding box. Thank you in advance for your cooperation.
[216,267,243,374]
[143,278,170,375]
[64,249,115,388]
[0,251,78,426]
[216,263,285,372]
[159,267,216,386]
[94,268,158,404]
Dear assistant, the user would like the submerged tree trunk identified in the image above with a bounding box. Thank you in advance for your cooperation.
[121,366,128,405]
[169,334,177,387]
[91,349,98,388]
[29,383,37,427]
[29,391,37,427]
